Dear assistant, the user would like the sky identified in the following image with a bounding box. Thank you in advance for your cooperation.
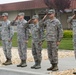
[0,0,31,4]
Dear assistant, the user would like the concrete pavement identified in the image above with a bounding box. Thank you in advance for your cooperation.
[0,57,76,75]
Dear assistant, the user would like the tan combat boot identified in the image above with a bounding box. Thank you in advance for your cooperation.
[3,58,12,65]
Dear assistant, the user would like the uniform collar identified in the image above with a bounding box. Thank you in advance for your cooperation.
[49,17,56,22]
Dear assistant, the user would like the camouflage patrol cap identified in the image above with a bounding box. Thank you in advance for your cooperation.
[2,13,8,16]
[18,12,25,16]
[32,15,39,19]
[48,9,55,14]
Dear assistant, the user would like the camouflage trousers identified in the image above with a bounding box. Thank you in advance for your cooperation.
[18,40,27,60]
[2,40,12,59]
[32,42,42,62]
[73,34,76,58]
[0,32,1,40]
[47,41,58,64]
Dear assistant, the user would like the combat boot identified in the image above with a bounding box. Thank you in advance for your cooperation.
[35,60,41,69]
[17,60,27,67]
[3,58,12,65]
[47,64,58,71]
[52,64,58,71]
[17,62,22,67]
[73,72,76,74]
[21,60,27,67]
[47,64,54,71]
[31,60,38,69]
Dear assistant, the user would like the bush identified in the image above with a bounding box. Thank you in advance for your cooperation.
[63,30,73,38]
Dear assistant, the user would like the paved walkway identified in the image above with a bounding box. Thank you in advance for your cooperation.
[0,57,76,75]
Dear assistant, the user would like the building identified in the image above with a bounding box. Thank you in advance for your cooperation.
[0,0,76,29]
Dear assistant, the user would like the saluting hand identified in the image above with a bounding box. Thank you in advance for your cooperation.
[42,14,48,21]
[72,15,76,19]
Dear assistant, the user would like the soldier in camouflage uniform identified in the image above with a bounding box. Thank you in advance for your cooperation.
[11,12,28,67]
[67,10,76,74]
[26,15,44,69]
[0,13,14,65]
[42,9,63,71]
[0,25,2,40]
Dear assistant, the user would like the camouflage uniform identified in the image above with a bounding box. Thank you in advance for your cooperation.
[13,20,28,60]
[11,13,28,67]
[0,13,14,60]
[29,23,42,64]
[68,16,76,58]
[26,15,43,69]
[0,24,2,40]
[43,10,63,65]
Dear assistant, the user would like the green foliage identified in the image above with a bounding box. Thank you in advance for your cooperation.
[63,30,73,38]
[0,31,74,50]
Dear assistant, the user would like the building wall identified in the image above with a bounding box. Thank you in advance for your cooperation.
[0,9,72,30]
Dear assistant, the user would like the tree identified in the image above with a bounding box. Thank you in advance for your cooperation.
[54,0,71,12]
[44,0,55,9]
[44,0,71,12]
[44,0,71,20]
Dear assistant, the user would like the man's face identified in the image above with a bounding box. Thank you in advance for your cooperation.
[48,13,55,18]
[2,16,8,21]
[18,15,24,20]
[32,18,38,23]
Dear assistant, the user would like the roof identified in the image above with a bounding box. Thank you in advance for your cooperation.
[0,0,47,12]
[70,0,76,9]
[0,0,76,12]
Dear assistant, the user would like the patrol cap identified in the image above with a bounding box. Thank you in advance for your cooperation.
[2,13,8,17]
[18,12,25,16]
[48,9,55,14]
[32,15,39,20]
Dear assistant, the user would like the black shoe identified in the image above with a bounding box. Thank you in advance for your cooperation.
[73,72,76,74]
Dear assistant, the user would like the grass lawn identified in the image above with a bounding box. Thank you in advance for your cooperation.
[0,33,74,50]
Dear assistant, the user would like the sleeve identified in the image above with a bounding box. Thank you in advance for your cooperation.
[23,21,30,41]
[0,27,2,40]
[23,22,30,28]
[67,17,73,24]
[10,20,18,26]
[57,20,63,42]
[8,24,14,39]
[39,20,47,28]
[0,21,2,26]
[25,28,29,41]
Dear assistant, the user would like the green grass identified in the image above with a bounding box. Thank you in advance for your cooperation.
[0,33,74,50]
[59,38,73,50]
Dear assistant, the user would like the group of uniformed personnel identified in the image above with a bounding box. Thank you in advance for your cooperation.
[67,10,76,74]
[0,9,63,71]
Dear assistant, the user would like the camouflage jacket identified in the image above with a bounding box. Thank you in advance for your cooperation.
[42,17,63,42]
[11,19,28,41]
[67,17,76,35]
[0,20,14,40]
